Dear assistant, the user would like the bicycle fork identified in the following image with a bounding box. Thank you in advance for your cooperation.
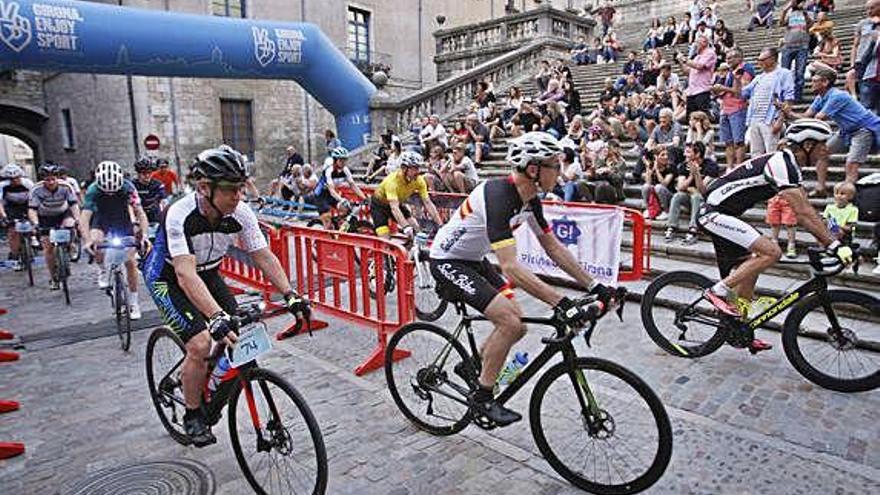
[242,376,288,454]
[561,346,606,436]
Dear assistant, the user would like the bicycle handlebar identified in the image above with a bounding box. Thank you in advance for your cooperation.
[540,287,628,347]
[95,236,139,250]
[783,244,862,277]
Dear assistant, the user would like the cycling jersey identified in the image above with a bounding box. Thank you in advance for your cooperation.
[133,177,167,222]
[61,177,81,197]
[29,182,78,218]
[0,178,34,220]
[373,170,429,205]
[430,175,550,262]
[703,150,802,216]
[142,192,267,281]
[83,180,141,235]
[314,165,354,197]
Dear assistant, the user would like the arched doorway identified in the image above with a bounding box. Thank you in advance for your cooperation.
[0,133,36,178]
[0,103,46,177]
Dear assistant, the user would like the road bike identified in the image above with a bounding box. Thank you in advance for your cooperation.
[14,220,36,286]
[96,236,138,352]
[410,232,446,321]
[145,304,328,494]
[385,289,672,494]
[47,227,74,305]
[641,247,880,392]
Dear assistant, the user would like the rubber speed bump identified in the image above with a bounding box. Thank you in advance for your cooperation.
[0,400,20,413]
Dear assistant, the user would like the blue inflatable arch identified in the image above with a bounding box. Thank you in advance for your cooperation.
[0,0,376,148]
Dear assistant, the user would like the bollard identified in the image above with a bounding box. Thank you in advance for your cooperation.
[0,442,25,460]
[0,350,20,362]
[0,329,14,340]
[0,400,19,414]
[0,308,7,316]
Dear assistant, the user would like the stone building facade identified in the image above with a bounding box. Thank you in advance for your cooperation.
[0,0,520,184]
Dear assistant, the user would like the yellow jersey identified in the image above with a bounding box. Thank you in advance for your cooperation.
[373,170,429,204]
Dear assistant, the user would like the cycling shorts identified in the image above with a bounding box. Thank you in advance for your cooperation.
[145,269,238,343]
[37,212,75,230]
[429,257,514,313]
[310,191,338,214]
[370,196,411,236]
[4,205,28,221]
[696,207,762,278]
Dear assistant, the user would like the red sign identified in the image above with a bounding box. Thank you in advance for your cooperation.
[143,134,161,150]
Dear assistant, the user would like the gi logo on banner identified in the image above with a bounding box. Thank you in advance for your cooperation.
[252,26,276,67]
[0,1,32,53]
[551,216,581,246]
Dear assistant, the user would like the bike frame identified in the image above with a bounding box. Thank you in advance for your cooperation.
[745,275,829,330]
[447,305,601,416]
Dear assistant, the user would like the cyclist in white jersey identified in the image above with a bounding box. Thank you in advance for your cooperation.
[697,119,852,351]
[430,132,615,426]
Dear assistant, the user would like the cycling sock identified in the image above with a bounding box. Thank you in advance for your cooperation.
[711,281,732,298]
[184,407,202,420]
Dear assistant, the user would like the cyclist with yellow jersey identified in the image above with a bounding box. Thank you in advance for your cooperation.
[370,151,444,238]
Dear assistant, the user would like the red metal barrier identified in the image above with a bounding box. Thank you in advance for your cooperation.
[0,329,13,340]
[0,350,19,362]
[280,225,414,375]
[341,188,650,281]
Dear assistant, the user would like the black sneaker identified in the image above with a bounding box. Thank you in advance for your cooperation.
[183,409,217,448]
[468,387,521,426]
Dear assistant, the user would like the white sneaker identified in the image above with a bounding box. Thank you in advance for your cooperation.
[130,300,141,320]
[656,212,669,221]
[97,269,110,289]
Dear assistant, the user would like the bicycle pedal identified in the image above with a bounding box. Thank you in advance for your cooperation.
[472,414,497,431]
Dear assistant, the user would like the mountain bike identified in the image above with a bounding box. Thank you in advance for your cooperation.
[145,304,328,495]
[385,289,672,494]
[14,220,35,286]
[47,227,74,305]
[96,236,138,352]
[641,247,880,392]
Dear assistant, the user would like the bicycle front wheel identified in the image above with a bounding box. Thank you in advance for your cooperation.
[782,290,880,392]
[530,357,672,495]
[384,322,472,436]
[56,247,71,305]
[23,242,34,286]
[413,249,447,321]
[228,368,328,495]
[641,271,727,358]
[114,270,131,351]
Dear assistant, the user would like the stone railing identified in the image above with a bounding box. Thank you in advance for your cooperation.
[434,5,594,80]
[366,38,570,157]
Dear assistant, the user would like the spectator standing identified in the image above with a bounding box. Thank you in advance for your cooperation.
[713,48,755,168]
[535,60,552,92]
[737,47,795,156]
[677,34,717,117]
[780,0,813,101]
[324,129,342,154]
[593,1,617,36]
[766,193,800,258]
[848,0,880,115]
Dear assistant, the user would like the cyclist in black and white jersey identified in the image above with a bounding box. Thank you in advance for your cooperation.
[142,146,310,447]
[697,119,852,350]
[308,146,367,228]
[429,132,615,426]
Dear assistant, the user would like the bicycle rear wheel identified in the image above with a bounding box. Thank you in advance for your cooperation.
[782,290,880,392]
[641,271,727,358]
[228,368,328,495]
[530,357,672,495]
[145,326,190,445]
[384,322,472,436]
[114,270,131,351]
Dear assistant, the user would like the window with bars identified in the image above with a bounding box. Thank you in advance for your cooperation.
[61,108,75,150]
[220,99,254,160]
[212,0,246,18]
[347,7,370,63]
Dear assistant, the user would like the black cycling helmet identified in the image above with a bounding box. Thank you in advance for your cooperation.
[134,156,155,172]
[191,147,249,184]
[39,162,60,177]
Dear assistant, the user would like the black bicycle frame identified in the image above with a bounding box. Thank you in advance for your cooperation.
[745,275,828,330]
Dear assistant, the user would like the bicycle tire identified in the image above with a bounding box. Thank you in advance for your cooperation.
[782,290,880,393]
[530,357,672,495]
[368,254,396,299]
[69,232,82,263]
[384,322,473,436]
[23,241,34,286]
[145,326,190,445]
[641,271,727,358]
[56,246,71,305]
[228,367,328,495]
[114,270,131,352]
[413,249,447,321]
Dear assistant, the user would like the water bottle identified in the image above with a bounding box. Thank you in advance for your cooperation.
[208,356,230,394]
[497,351,529,387]
[828,217,841,237]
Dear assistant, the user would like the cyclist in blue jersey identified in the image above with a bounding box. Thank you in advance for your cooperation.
[308,147,367,228]
[81,161,151,319]
[133,156,168,224]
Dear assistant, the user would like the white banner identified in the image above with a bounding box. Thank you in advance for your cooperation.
[514,204,624,286]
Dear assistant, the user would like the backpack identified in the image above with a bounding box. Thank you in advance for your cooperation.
[856,173,880,222]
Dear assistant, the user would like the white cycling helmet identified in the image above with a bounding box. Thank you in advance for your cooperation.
[1,163,24,179]
[398,150,424,170]
[94,160,124,193]
[506,132,564,172]
[785,119,834,144]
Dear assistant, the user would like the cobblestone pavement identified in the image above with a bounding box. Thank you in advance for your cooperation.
[0,258,879,494]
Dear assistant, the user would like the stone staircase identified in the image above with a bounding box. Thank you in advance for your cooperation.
[352,1,880,301]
